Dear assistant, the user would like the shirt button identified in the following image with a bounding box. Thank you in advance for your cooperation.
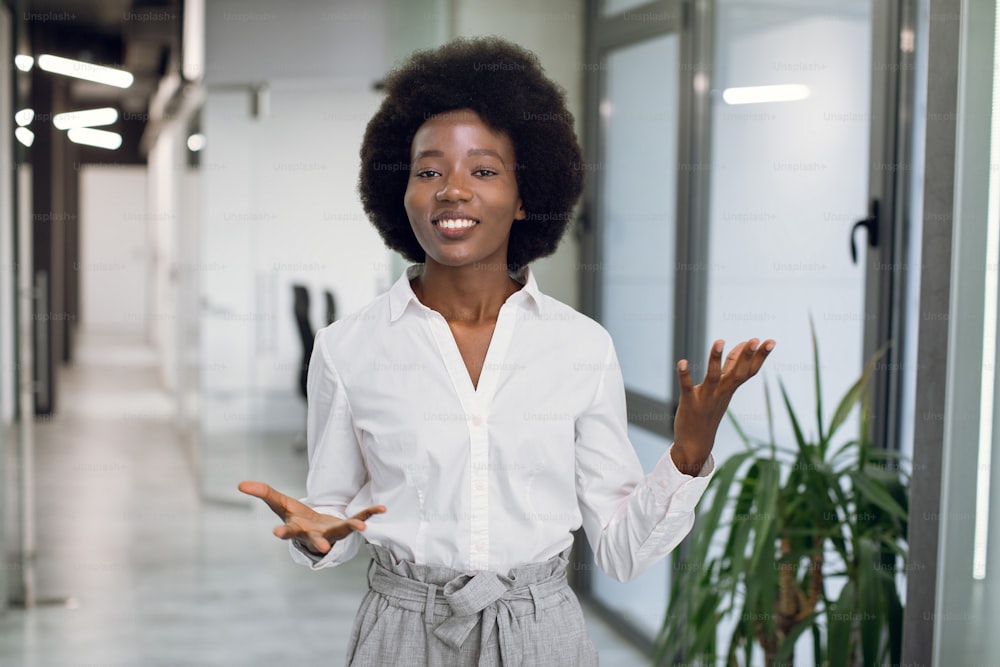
[660,480,670,489]
[473,479,487,492]
[473,541,487,552]
[471,415,484,427]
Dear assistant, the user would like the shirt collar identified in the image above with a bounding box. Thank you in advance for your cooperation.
[388,264,544,322]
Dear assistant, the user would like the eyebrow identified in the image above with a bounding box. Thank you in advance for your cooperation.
[414,148,507,164]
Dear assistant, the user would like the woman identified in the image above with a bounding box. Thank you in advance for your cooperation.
[239,37,774,666]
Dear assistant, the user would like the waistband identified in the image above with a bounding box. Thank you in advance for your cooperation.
[364,543,572,667]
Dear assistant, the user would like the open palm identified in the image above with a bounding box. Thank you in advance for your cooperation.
[238,480,386,555]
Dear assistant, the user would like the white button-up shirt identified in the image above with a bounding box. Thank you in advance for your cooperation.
[291,264,714,582]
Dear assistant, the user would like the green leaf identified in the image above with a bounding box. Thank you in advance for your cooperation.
[857,539,882,666]
[827,340,891,441]
[828,580,856,667]
[810,314,826,449]
[726,410,752,448]
[748,460,780,572]
[885,564,905,665]
[764,377,776,455]
[772,612,821,664]
[812,624,823,667]
[849,470,908,522]
[779,379,809,450]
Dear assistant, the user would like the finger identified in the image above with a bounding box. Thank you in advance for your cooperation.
[722,340,750,374]
[705,339,725,384]
[726,338,774,386]
[351,505,387,523]
[238,480,295,520]
[306,531,331,554]
[676,358,695,393]
[747,339,776,376]
[273,523,294,540]
[238,480,270,498]
[346,506,387,533]
[729,339,759,380]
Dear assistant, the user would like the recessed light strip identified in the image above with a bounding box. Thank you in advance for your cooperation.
[53,107,118,130]
[722,84,810,105]
[14,109,34,127]
[66,127,122,150]
[14,128,34,147]
[37,54,133,89]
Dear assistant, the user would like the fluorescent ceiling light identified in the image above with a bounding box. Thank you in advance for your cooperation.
[37,54,133,89]
[15,128,35,147]
[722,84,810,105]
[53,107,118,130]
[15,55,34,72]
[15,109,35,126]
[67,127,123,150]
[186,133,206,152]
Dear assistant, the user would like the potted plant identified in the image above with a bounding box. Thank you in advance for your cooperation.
[655,325,908,666]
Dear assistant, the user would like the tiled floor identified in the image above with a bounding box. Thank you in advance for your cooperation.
[0,334,651,666]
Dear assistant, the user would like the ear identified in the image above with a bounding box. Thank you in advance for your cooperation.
[514,200,526,221]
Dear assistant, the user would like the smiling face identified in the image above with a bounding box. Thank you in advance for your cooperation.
[404,109,526,270]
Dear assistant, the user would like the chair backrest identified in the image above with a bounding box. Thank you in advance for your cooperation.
[324,290,336,325]
[292,284,313,397]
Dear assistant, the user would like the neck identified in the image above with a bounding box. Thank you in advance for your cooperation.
[412,260,522,324]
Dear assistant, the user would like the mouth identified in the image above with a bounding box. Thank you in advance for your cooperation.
[432,214,480,237]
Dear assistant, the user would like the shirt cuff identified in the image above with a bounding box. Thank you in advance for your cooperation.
[647,445,716,513]
[288,532,359,569]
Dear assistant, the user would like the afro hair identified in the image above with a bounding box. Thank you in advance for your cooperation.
[359,37,584,271]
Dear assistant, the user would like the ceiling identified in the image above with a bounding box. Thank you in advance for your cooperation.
[21,0,182,113]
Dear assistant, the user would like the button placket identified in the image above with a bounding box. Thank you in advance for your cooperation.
[469,402,490,570]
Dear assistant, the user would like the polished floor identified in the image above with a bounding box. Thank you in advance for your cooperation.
[0,334,650,666]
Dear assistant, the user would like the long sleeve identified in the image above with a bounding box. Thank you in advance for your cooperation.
[574,338,715,583]
[288,326,369,570]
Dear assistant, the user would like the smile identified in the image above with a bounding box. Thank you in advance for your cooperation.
[434,218,479,230]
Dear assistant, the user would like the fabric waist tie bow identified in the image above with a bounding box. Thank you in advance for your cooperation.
[368,556,569,667]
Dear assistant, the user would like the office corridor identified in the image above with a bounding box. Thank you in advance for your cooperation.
[0,334,648,666]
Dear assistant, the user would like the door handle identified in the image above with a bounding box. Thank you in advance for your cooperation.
[850,198,879,264]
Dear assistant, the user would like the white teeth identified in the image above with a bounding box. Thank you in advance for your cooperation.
[437,218,477,230]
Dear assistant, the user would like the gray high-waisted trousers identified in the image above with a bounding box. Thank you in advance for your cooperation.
[346,543,599,666]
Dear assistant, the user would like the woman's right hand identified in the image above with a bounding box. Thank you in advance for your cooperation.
[238,480,386,555]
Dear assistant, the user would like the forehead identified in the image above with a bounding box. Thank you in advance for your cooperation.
[410,109,514,157]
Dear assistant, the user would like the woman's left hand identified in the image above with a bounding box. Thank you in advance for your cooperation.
[671,338,775,475]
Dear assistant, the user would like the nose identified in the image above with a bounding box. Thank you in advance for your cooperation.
[435,172,472,202]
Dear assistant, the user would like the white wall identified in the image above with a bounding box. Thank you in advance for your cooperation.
[198,84,387,433]
[78,166,149,337]
[147,123,181,392]
[194,0,391,434]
